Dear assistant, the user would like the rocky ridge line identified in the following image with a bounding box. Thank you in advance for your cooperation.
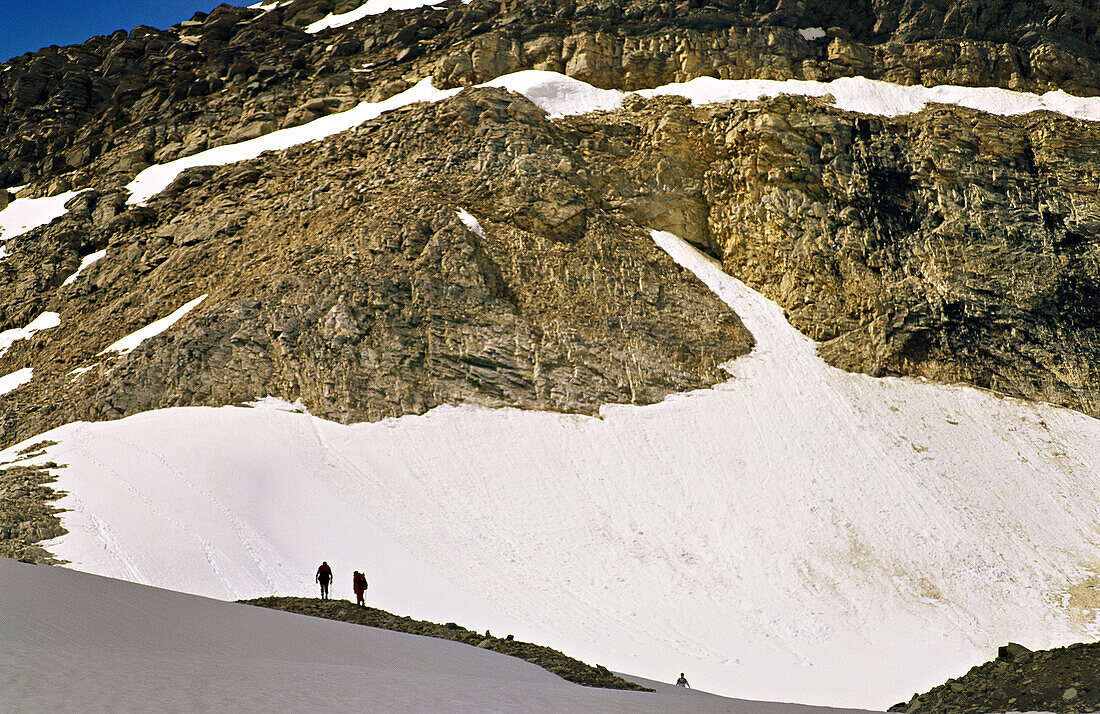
[242,595,653,691]
[3,0,1099,195]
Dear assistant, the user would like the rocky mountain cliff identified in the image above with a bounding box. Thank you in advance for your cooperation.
[2,0,1099,447]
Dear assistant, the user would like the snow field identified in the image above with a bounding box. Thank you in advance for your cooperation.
[8,232,1100,708]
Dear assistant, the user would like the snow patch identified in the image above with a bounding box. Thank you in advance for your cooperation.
[68,365,94,382]
[0,189,86,241]
[245,396,312,414]
[799,27,827,41]
[98,295,207,355]
[61,249,107,287]
[0,367,33,395]
[306,0,450,34]
[456,209,485,238]
[0,311,61,357]
[639,74,1100,120]
[483,69,625,117]
[125,78,460,205]
[477,70,1100,122]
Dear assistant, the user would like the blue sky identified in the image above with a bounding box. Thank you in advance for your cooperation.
[2,1,252,63]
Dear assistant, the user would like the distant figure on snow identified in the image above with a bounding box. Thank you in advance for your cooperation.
[316,561,333,600]
[676,673,690,688]
[353,570,368,607]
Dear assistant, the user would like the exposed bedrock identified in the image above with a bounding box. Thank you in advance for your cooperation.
[3,0,1099,192]
[0,89,751,446]
[702,96,1100,418]
[589,91,1100,418]
[2,0,1100,446]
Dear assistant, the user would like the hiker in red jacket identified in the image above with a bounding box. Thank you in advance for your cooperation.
[316,561,333,600]
[353,570,368,607]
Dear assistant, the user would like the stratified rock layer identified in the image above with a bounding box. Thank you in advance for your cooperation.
[702,96,1100,417]
[0,88,751,445]
[2,0,1100,447]
[3,0,1099,192]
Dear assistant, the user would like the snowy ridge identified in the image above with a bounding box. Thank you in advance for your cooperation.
[7,233,1100,708]
[121,70,1100,207]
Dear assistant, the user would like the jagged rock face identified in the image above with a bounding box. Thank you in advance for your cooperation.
[2,0,1100,446]
[0,89,750,445]
[700,97,1100,416]
[2,0,1099,192]
[556,91,1100,417]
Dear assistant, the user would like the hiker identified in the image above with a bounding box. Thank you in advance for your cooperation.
[676,673,690,688]
[316,561,333,600]
[353,570,368,607]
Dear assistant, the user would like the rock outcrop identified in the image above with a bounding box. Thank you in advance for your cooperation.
[702,95,1100,417]
[0,445,67,563]
[3,0,1099,192]
[244,596,652,691]
[0,87,751,445]
[892,640,1100,713]
[2,0,1100,448]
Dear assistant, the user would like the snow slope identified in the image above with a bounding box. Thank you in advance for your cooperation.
[4,558,842,713]
[5,232,1100,709]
